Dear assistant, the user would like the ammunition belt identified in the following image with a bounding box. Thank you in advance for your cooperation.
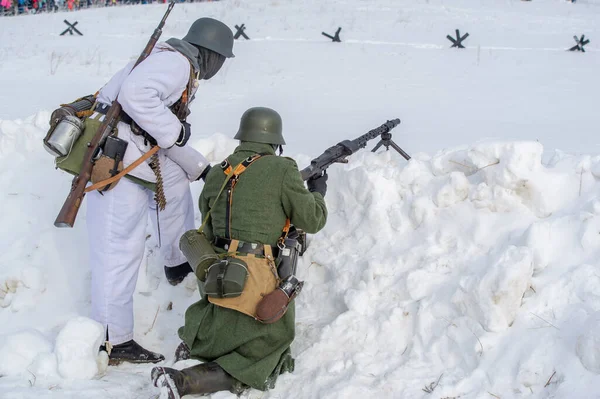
[214,237,278,258]
[95,103,133,125]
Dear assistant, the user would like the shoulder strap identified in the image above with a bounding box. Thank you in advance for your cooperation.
[172,62,196,121]
[197,154,264,235]
[222,154,264,238]
[175,63,196,121]
[220,153,291,243]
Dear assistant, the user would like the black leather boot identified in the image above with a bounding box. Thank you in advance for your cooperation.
[104,340,165,366]
[164,262,193,286]
[174,341,191,362]
[151,362,236,398]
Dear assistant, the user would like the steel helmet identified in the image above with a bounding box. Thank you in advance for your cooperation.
[183,18,235,58]
[234,107,285,145]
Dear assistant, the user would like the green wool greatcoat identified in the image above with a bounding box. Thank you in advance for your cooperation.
[178,141,327,391]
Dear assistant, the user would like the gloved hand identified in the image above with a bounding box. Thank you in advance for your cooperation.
[307,172,328,197]
[175,121,191,147]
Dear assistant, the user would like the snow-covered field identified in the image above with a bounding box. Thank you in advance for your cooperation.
[1,0,600,398]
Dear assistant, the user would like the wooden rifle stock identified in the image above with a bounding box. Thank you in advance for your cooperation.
[53,1,175,228]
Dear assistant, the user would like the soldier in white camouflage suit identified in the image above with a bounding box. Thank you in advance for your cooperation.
[89,18,234,364]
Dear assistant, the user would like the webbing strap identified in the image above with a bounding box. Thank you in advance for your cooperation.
[197,154,264,234]
[220,154,291,245]
[197,167,235,233]
[216,261,226,297]
[223,154,264,238]
[277,218,292,249]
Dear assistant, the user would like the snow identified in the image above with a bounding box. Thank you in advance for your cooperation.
[54,317,107,380]
[1,0,600,398]
[0,317,107,385]
[577,313,600,374]
[0,330,52,378]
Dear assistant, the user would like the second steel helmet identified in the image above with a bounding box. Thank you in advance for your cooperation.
[234,107,285,145]
[183,18,235,58]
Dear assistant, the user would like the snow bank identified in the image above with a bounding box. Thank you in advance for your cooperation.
[281,139,600,398]
[0,330,52,377]
[0,266,46,311]
[453,246,534,332]
[3,115,600,398]
[55,317,106,380]
[1,0,600,396]
[0,317,107,383]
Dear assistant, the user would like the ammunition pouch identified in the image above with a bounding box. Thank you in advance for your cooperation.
[203,257,249,298]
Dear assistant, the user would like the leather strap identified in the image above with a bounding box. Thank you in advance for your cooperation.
[85,146,159,192]
[216,261,226,297]
[221,154,265,239]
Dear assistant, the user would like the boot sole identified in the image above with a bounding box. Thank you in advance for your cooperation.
[152,367,181,399]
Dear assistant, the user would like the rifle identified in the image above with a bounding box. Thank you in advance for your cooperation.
[54,2,175,228]
[299,118,404,181]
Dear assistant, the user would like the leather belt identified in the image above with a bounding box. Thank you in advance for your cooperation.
[214,236,278,258]
[95,103,134,125]
[95,102,157,146]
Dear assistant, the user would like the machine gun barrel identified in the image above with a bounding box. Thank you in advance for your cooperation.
[300,118,401,181]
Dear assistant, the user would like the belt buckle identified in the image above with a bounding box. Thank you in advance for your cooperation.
[239,241,260,255]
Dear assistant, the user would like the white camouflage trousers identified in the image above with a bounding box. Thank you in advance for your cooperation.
[87,155,195,345]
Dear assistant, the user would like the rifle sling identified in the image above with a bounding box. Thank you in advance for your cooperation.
[85,146,159,193]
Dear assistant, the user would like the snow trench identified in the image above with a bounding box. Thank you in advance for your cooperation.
[2,116,600,397]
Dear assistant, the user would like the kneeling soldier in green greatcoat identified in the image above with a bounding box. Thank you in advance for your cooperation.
[151,107,328,396]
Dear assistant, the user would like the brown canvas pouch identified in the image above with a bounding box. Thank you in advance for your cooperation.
[90,155,123,191]
[208,240,279,319]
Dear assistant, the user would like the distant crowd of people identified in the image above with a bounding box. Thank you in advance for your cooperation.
[0,0,217,16]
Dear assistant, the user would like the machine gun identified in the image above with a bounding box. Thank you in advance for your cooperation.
[299,118,407,181]
[295,118,408,255]
[54,2,175,228]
